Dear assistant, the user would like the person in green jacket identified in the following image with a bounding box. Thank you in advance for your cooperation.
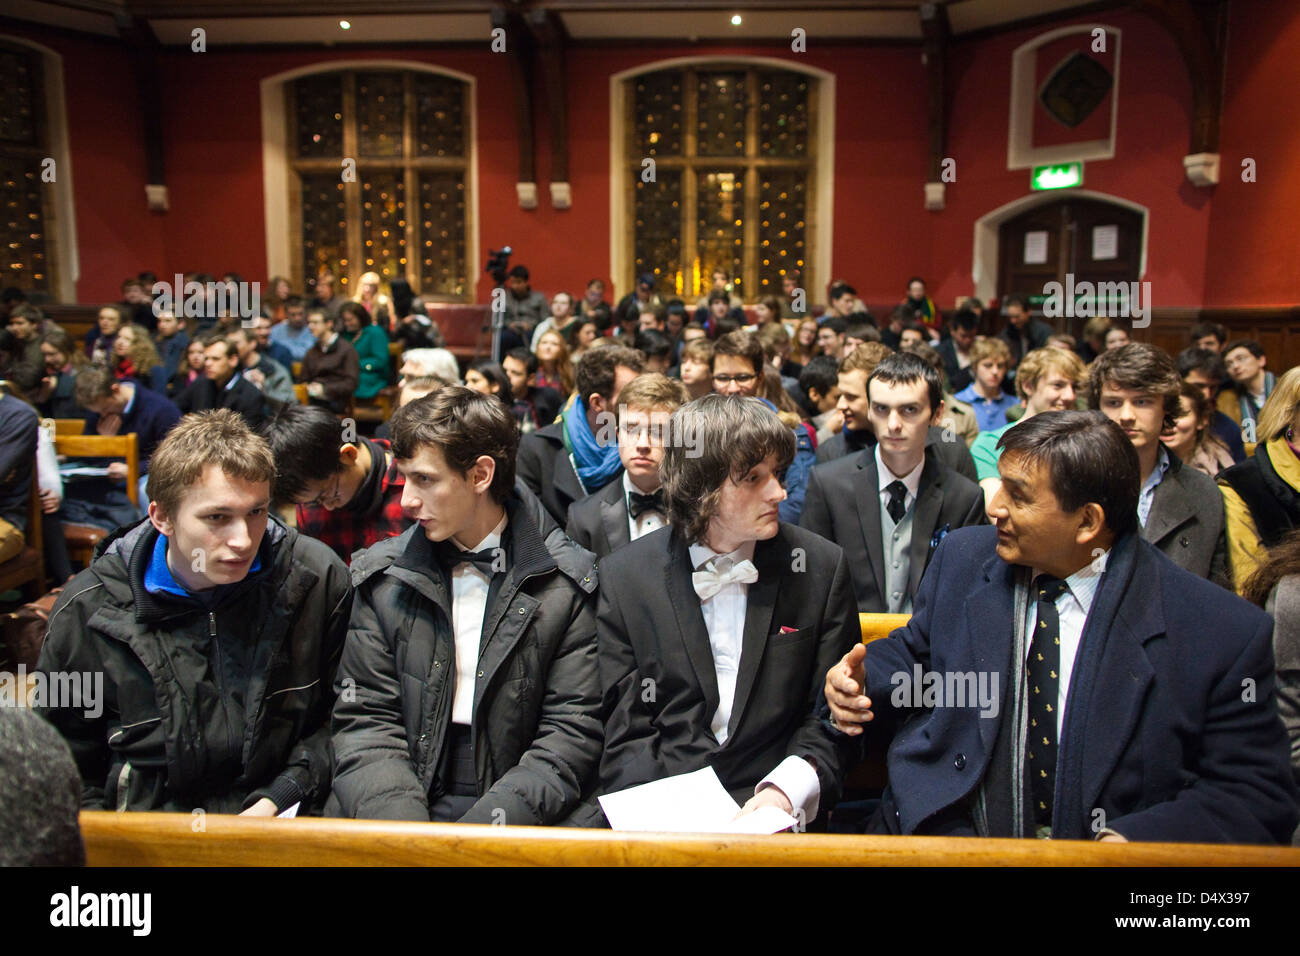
[341,301,391,400]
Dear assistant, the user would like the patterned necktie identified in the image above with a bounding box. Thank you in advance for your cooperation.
[692,555,759,601]
[1027,574,1069,835]
[436,541,501,577]
[628,489,665,521]
[885,480,908,524]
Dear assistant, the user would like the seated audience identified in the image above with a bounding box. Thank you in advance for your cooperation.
[153,309,190,383]
[389,277,442,351]
[1105,326,1131,350]
[900,276,941,338]
[797,354,842,444]
[1175,346,1246,461]
[263,404,410,564]
[341,300,391,400]
[576,278,610,322]
[0,388,38,563]
[0,707,85,866]
[6,304,45,373]
[790,317,819,367]
[465,361,513,407]
[1162,382,1236,478]
[253,314,296,370]
[1078,316,1111,363]
[816,316,847,361]
[1221,339,1276,440]
[374,375,444,441]
[301,308,360,413]
[677,336,714,401]
[503,264,549,343]
[37,410,352,813]
[905,342,978,448]
[353,271,391,331]
[1090,343,1227,585]
[1190,320,1228,354]
[802,351,986,613]
[955,336,1018,431]
[1219,368,1300,593]
[502,347,562,435]
[398,347,460,387]
[634,328,673,375]
[582,394,859,827]
[227,326,294,407]
[86,304,124,364]
[176,334,268,431]
[638,304,667,334]
[566,374,687,558]
[329,388,601,823]
[970,347,1085,506]
[36,328,86,419]
[937,309,978,393]
[267,296,314,363]
[534,328,575,396]
[825,410,1299,843]
[169,338,206,398]
[75,364,180,474]
[310,272,347,323]
[997,295,1052,371]
[111,322,168,392]
[517,345,644,526]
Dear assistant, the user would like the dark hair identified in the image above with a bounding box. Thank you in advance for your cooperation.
[900,321,927,337]
[1175,346,1227,384]
[845,321,881,343]
[818,315,847,336]
[1223,338,1266,361]
[469,360,514,405]
[634,328,673,360]
[867,350,943,412]
[661,394,795,544]
[950,308,979,332]
[340,300,371,327]
[1087,342,1181,424]
[575,345,645,404]
[707,289,730,305]
[665,298,687,319]
[508,264,530,281]
[1003,295,1030,312]
[284,294,307,311]
[907,276,926,289]
[798,354,840,399]
[997,410,1140,537]
[389,385,519,504]
[390,277,417,319]
[0,707,85,866]
[505,346,538,376]
[711,314,742,338]
[1242,527,1300,607]
[260,404,349,503]
[712,330,764,375]
[829,282,856,300]
[1189,321,1227,346]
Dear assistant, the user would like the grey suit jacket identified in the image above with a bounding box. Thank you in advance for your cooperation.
[565,477,631,559]
[1265,576,1300,844]
[799,447,988,612]
[1144,453,1229,586]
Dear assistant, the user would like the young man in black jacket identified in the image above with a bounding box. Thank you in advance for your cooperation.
[36,410,352,814]
[329,387,602,824]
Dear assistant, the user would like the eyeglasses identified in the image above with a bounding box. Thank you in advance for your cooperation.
[712,373,758,385]
[302,472,342,508]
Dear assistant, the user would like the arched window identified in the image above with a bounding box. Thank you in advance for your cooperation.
[622,63,824,301]
[287,67,471,300]
[1,39,55,296]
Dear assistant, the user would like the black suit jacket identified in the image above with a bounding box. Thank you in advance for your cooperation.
[176,374,267,431]
[800,448,987,612]
[517,421,622,527]
[860,525,1298,842]
[816,426,978,482]
[566,477,633,559]
[593,524,860,817]
[936,339,974,393]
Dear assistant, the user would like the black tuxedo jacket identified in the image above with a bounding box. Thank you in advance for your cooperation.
[565,477,634,559]
[593,524,859,816]
[860,526,1298,842]
[176,374,267,431]
[516,421,622,527]
[800,448,987,612]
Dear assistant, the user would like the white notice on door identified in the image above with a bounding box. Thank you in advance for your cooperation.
[1092,224,1118,261]
[1023,230,1048,265]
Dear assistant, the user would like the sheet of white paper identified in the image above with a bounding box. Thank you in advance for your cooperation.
[1023,230,1048,265]
[276,802,301,819]
[59,465,111,478]
[598,766,797,834]
[1092,223,1118,261]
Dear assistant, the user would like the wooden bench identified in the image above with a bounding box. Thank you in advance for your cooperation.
[76,811,1300,867]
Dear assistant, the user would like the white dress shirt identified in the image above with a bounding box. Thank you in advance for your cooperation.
[449,513,508,726]
[687,538,821,822]
[875,444,925,515]
[1024,554,1105,736]
[624,471,666,542]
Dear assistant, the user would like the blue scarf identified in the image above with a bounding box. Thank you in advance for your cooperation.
[562,394,622,492]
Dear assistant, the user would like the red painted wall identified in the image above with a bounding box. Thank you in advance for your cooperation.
[1203,0,1300,308]
[4,3,1297,310]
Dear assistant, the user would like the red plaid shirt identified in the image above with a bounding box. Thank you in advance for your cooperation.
[296,438,410,564]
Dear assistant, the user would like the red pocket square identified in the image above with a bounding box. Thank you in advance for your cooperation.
[779,626,799,634]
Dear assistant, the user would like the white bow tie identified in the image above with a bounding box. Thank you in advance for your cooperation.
[692,558,759,601]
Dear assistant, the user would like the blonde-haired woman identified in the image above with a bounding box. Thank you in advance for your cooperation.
[113,323,167,392]
[535,328,575,396]
[354,271,392,332]
[1219,367,1300,593]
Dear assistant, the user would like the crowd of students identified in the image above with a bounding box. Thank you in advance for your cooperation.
[1,267,1298,859]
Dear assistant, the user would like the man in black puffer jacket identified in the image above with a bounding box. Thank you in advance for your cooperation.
[328,387,601,824]
[36,410,352,815]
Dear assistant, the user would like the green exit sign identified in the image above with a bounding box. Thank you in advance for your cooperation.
[1031,162,1084,190]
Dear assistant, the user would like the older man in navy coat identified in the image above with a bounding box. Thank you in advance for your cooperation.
[826,411,1298,843]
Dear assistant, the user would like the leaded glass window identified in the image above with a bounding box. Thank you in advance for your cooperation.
[289,69,469,300]
[0,42,52,295]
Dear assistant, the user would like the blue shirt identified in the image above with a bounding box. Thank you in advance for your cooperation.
[1137,445,1171,528]
[955,384,1021,433]
[268,322,316,362]
[145,532,262,598]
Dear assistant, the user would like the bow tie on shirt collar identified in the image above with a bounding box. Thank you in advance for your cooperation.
[435,540,502,576]
[692,554,759,600]
[628,488,665,520]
